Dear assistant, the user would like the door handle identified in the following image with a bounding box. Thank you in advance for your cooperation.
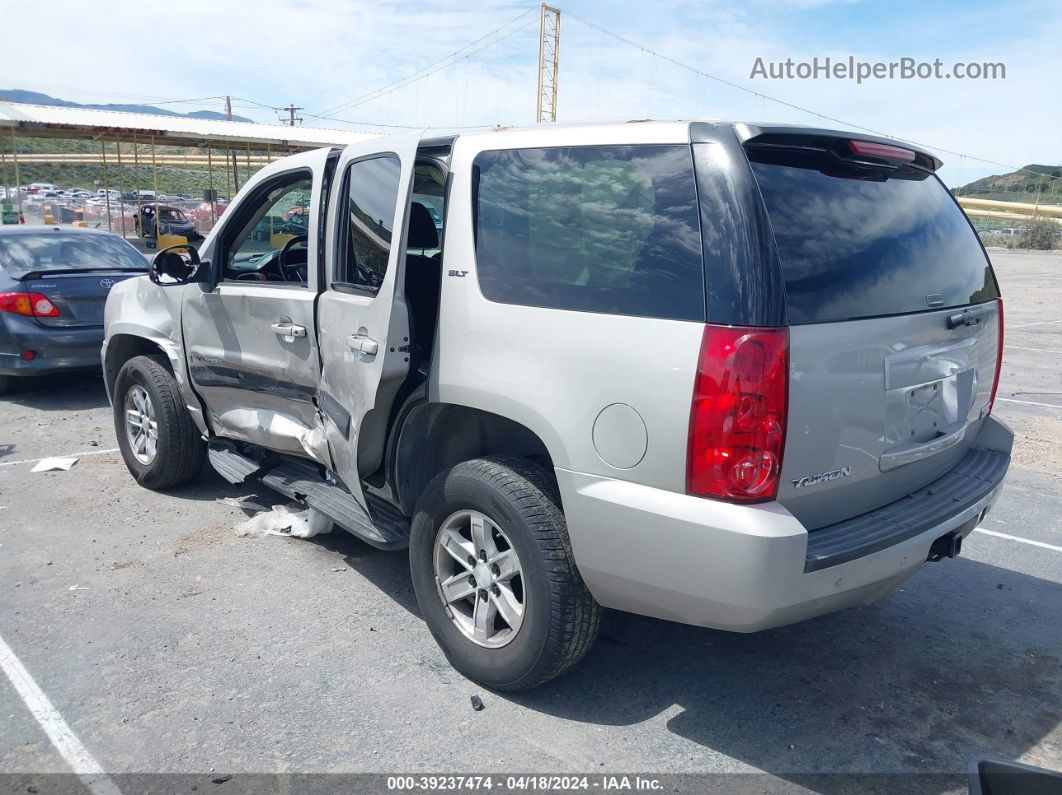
[346,333,379,356]
[272,321,306,339]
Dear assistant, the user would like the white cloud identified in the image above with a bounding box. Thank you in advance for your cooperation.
[0,0,1058,182]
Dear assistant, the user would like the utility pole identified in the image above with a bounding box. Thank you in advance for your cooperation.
[536,4,561,123]
[282,104,303,127]
[226,95,240,193]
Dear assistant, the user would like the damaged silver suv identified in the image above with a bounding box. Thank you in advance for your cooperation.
[103,122,1011,690]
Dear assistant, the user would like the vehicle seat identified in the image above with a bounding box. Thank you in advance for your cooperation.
[404,203,442,366]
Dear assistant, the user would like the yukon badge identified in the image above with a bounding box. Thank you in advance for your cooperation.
[792,466,851,489]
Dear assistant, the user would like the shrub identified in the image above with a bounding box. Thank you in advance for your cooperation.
[1019,217,1059,250]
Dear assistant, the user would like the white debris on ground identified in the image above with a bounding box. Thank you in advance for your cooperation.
[31,456,79,473]
[217,496,271,512]
[235,503,333,539]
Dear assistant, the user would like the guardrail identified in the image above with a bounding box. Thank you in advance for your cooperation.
[957,197,1062,225]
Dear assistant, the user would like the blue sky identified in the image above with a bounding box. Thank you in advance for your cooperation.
[1,0,1059,184]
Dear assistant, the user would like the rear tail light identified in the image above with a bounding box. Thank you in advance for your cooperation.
[988,298,1004,415]
[0,292,61,318]
[687,325,789,502]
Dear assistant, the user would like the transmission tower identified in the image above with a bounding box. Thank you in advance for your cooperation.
[536,4,561,123]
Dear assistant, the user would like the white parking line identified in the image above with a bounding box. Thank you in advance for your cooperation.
[1005,345,1062,354]
[995,397,1062,410]
[1009,318,1062,329]
[0,448,119,468]
[0,634,122,795]
[975,527,1062,554]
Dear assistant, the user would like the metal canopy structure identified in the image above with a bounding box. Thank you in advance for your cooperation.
[0,102,377,151]
[0,102,382,236]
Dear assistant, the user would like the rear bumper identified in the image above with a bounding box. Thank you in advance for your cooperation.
[556,416,1013,632]
[0,315,104,376]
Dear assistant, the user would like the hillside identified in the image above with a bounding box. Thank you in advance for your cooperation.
[955,164,1062,204]
[0,89,253,122]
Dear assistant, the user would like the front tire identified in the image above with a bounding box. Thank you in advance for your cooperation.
[410,457,601,691]
[113,355,205,489]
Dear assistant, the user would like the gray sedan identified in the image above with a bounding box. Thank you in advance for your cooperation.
[0,226,147,394]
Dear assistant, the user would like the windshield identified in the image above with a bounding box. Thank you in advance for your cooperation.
[0,233,147,277]
[747,146,999,324]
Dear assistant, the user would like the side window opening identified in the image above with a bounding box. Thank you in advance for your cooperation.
[222,172,313,286]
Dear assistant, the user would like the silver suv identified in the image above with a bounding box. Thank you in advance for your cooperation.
[103,121,1011,690]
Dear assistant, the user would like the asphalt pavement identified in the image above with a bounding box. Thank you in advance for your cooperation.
[0,249,1059,794]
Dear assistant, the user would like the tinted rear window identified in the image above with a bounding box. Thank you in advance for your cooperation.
[473,145,705,321]
[748,149,998,324]
[0,233,146,277]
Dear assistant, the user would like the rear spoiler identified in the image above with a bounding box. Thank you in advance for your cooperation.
[730,123,943,172]
[16,268,146,280]
[690,122,943,172]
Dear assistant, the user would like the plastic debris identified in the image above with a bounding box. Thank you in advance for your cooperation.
[470,695,485,711]
[235,503,333,539]
[217,496,271,513]
[31,456,79,473]
[68,585,87,591]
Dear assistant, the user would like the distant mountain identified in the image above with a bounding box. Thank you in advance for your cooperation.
[955,164,1062,204]
[0,89,254,123]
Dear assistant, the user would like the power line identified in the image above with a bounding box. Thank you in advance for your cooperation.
[0,80,221,106]
[301,111,498,131]
[563,10,1062,184]
[148,95,228,106]
[314,6,539,118]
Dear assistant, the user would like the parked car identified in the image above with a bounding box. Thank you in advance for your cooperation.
[0,226,147,393]
[133,204,202,247]
[103,122,1011,690]
[184,200,228,227]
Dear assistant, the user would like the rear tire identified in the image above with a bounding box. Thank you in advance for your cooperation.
[113,355,205,489]
[409,456,601,691]
[0,374,11,395]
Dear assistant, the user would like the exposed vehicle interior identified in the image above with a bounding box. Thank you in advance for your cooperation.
[364,156,448,489]
[223,175,313,285]
[404,159,447,374]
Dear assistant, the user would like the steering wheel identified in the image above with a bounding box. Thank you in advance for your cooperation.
[278,234,308,281]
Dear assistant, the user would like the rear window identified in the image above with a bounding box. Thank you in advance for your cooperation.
[473,145,705,321]
[748,148,998,324]
[0,233,146,277]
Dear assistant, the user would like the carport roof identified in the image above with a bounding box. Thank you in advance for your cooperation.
[0,102,378,151]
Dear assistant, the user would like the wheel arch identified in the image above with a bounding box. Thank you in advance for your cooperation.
[389,400,556,516]
[104,327,210,436]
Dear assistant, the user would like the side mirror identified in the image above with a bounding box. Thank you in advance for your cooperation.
[149,244,203,285]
